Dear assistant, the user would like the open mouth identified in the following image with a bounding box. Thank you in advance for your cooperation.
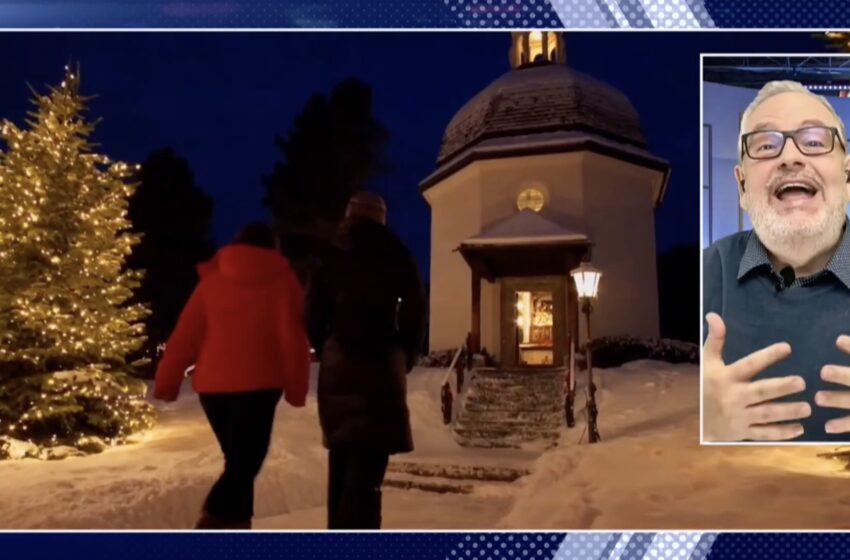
[773,181,819,201]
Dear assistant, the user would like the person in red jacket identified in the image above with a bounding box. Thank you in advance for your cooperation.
[154,222,310,530]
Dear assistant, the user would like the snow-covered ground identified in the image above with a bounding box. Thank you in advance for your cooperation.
[1,360,849,530]
[505,360,850,530]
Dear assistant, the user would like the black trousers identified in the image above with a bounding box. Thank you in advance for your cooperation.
[327,447,390,529]
[199,389,282,522]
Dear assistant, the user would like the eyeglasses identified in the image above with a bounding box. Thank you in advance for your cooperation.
[741,126,847,160]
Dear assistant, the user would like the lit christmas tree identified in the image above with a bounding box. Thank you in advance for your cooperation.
[0,65,155,459]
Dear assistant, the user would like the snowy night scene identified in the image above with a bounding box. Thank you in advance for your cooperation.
[2,31,850,531]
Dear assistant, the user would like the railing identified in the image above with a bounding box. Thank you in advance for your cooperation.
[437,335,584,434]
[564,337,576,428]
[564,337,601,444]
[440,338,472,426]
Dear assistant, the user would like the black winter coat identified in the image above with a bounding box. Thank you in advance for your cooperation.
[306,220,426,454]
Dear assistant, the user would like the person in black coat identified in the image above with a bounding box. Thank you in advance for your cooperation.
[306,191,426,530]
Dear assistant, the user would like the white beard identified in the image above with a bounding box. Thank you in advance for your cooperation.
[747,193,847,254]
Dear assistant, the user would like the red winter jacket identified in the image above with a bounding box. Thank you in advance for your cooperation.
[153,244,310,406]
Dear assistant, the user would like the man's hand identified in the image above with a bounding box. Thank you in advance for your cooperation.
[703,312,810,442]
[816,335,850,434]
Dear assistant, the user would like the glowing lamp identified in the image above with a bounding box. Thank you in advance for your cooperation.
[570,262,602,300]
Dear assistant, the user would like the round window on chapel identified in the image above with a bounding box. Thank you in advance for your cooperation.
[517,188,545,212]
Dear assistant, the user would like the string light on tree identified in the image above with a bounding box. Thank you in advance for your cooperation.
[0,64,154,458]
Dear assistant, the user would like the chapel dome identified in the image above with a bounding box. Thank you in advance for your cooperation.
[437,33,647,165]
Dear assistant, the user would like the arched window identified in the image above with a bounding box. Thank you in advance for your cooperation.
[516,35,528,67]
[529,31,545,63]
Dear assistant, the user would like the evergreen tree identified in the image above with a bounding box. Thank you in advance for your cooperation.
[262,77,390,247]
[126,148,215,369]
[0,66,153,456]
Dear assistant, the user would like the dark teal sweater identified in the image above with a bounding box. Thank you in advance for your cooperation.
[704,230,850,442]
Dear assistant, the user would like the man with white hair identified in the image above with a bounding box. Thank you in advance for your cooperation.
[703,80,850,442]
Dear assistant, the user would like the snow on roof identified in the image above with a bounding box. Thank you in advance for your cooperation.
[473,130,667,164]
[420,130,671,206]
[461,209,589,247]
[438,64,647,164]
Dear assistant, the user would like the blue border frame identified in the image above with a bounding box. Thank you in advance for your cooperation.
[3,1,850,557]
[1,0,849,29]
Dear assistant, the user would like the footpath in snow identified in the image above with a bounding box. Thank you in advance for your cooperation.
[1,361,850,529]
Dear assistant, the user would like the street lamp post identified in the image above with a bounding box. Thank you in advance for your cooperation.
[570,261,602,444]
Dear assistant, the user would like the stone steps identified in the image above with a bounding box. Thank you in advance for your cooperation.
[453,436,559,451]
[466,386,559,395]
[463,402,563,414]
[453,368,566,449]
[456,417,562,430]
[465,394,559,405]
[454,426,562,440]
[382,461,530,494]
[461,411,563,424]
[465,386,561,398]
[472,377,561,385]
[478,367,565,375]
[383,475,474,494]
[386,461,529,482]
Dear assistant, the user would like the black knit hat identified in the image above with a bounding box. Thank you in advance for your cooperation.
[345,191,387,225]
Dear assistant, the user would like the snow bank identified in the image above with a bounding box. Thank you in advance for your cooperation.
[0,392,327,528]
[501,361,850,530]
[5,359,849,530]
[0,366,458,529]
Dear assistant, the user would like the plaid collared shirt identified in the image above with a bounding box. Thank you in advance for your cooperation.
[737,219,850,290]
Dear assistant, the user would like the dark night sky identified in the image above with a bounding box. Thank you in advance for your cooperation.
[0,32,828,277]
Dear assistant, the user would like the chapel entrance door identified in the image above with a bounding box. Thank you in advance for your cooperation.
[500,277,567,369]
